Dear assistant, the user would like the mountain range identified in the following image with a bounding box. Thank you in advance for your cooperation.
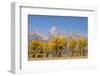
[28,26,86,42]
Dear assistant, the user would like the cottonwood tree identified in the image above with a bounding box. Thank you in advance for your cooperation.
[50,37,66,57]
[67,38,77,56]
[77,37,88,56]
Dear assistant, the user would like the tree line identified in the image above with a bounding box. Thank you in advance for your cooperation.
[28,36,88,58]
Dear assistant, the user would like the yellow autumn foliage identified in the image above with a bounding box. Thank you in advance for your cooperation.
[28,36,88,58]
[67,38,77,51]
[77,37,87,48]
[77,37,88,55]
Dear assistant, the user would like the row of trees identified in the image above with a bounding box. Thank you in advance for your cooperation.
[28,37,88,58]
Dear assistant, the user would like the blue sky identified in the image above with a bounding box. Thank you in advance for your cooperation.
[28,15,88,37]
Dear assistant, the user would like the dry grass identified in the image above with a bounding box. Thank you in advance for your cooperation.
[28,56,88,61]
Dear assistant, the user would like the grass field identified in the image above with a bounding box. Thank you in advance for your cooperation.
[28,56,88,61]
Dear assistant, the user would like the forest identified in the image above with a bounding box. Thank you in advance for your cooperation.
[28,36,88,59]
